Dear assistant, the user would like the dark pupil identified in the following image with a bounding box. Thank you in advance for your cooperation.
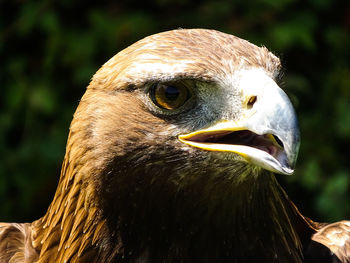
[164,86,180,101]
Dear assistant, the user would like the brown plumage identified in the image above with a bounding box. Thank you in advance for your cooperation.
[1,29,349,263]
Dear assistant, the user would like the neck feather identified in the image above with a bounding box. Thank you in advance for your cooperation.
[33,153,315,263]
[98,165,315,263]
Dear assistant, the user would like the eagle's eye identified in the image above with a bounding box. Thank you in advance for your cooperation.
[150,82,191,110]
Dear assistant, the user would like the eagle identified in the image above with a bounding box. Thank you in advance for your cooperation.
[0,29,349,263]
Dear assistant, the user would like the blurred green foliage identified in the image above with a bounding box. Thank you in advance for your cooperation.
[0,0,349,223]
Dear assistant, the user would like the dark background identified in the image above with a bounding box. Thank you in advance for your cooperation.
[1,0,349,223]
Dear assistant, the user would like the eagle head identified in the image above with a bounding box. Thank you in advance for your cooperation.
[71,29,299,187]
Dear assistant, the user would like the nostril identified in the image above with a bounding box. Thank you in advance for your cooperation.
[273,135,284,148]
[247,96,257,108]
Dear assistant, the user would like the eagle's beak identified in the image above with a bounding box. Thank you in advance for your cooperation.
[178,70,300,175]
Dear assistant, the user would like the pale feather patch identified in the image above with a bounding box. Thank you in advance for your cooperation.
[122,61,194,82]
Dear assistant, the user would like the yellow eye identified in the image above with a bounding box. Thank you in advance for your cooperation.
[150,82,191,110]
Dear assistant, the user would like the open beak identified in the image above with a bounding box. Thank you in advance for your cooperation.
[178,71,300,175]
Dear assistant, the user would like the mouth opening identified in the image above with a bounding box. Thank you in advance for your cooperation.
[183,130,283,157]
[179,129,293,174]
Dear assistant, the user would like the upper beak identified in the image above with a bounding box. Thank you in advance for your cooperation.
[178,70,300,175]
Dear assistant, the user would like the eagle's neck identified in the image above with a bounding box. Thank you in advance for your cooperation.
[33,153,315,263]
[31,129,111,263]
[98,166,315,263]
